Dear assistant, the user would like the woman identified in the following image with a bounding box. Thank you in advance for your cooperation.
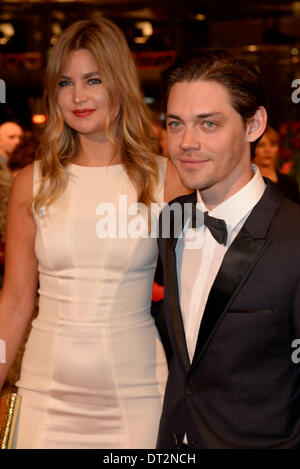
[0,19,187,448]
[254,125,300,203]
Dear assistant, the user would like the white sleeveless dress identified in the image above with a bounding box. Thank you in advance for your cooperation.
[15,158,168,449]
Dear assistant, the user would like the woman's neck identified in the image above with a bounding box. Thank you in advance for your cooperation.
[74,134,121,167]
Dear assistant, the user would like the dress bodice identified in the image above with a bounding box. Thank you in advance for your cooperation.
[33,158,167,326]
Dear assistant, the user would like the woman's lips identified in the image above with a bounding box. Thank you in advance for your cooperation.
[72,109,95,117]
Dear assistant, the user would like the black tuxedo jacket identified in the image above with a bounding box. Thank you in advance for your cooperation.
[156,181,300,449]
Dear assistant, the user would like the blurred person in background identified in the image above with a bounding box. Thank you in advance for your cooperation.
[253,125,300,203]
[1,134,39,394]
[8,134,39,177]
[0,134,38,288]
[0,122,22,287]
[0,121,23,167]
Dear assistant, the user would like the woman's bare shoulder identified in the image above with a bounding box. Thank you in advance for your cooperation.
[10,163,35,199]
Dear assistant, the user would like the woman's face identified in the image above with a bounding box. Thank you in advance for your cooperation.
[57,48,115,140]
[254,133,279,168]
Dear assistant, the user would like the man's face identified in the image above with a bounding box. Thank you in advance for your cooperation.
[166,79,255,203]
[0,122,23,157]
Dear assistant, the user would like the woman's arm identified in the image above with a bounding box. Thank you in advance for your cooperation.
[0,163,38,391]
[164,158,193,203]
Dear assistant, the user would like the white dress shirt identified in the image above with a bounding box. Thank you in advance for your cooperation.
[175,165,266,363]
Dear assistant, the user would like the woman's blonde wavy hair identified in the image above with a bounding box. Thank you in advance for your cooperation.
[33,18,159,214]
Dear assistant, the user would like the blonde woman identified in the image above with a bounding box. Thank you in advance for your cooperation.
[0,19,188,448]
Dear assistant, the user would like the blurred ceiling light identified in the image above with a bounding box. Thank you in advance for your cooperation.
[91,10,103,18]
[52,11,65,21]
[123,8,154,19]
[32,114,47,125]
[293,2,300,15]
[135,21,153,37]
[0,22,15,46]
[292,56,299,63]
[134,37,148,44]
[0,23,14,37]
[291,47,299,55]
[51,23,62,35]
[248,45,258,52]
[195,14,206,21]
[50,22,62,46]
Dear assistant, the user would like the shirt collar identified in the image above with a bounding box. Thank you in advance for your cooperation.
[196,164,266,232]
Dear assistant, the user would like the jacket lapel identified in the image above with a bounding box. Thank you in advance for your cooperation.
[190,182,283,371]
[163,192,197,371]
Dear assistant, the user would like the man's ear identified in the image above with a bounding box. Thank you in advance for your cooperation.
[246,106,267,143]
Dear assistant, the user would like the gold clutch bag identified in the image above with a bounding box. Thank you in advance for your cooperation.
[0,393,21,449]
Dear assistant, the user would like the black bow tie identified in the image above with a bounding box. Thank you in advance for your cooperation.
[191,206,228,246]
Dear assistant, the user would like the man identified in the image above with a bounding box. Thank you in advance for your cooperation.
[0,121,23,166]
[156,50,300,449]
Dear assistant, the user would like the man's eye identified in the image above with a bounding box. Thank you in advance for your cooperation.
[58,80,72,87]
[88,78,102,85]
[168,121,182,129]
[204,121,216,129]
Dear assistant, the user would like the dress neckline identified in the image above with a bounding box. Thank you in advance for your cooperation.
[69,162,123,169]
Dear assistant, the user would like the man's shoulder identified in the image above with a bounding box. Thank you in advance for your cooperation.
[270,194,300,236]
[278,195,300,220]
[164,191,195,208]
[249,181,300,237]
